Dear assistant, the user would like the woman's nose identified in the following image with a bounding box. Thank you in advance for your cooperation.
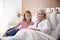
[39,15,42,17]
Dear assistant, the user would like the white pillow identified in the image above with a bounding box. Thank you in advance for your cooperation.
[32,13,37,22]
[46,12,57,29]
[57,14,60,24]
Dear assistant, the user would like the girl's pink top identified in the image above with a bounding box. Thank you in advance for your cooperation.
[17,20,34,29]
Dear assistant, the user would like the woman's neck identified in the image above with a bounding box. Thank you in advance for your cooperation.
[38,18,45,23]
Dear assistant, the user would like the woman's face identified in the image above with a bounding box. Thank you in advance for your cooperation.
[25,13,31,22]
[37,11,45,21]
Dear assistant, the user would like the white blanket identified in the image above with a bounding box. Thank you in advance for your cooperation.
[0,28,56,40]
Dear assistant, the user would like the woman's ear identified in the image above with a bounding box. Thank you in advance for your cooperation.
[44,14,46,19]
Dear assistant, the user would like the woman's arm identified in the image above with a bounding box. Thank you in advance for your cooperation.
[28,28,40,31]
[37,20,51,34]
[28,22,40,31]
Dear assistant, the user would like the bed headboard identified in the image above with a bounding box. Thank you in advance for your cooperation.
[46,12,57,29]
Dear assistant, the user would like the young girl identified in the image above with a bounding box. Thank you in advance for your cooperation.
[3,10,34,36]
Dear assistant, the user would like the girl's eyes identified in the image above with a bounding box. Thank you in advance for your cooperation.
[26,15,31,17]
[27,16,31,17]
[27,16,28,17]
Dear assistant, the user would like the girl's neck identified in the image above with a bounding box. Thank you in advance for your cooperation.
[25,20,31,24]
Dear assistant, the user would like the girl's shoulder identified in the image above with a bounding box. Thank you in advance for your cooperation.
[20,21,34,25]
[30,21,34,25]
[19,20,25,24]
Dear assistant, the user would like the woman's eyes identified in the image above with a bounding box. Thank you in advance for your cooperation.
[39,13,41,15]
[38,13,44,15]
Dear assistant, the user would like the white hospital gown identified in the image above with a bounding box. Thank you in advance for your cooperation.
[33,19,51,34]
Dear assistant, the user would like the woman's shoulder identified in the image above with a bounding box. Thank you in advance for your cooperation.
[43,19,50,23]
[44,19,49,22]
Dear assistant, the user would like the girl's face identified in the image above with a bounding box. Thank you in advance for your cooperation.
[37,11,45,21]
[25,13,31,22]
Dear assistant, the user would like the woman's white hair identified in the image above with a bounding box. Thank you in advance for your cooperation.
[33,8,46,22]
[36,8,46,14]
[34,8,46,21]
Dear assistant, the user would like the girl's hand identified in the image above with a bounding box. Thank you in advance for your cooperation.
[17,25,22,29]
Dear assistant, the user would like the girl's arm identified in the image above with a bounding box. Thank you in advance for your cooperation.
[13,22,21,28]
[7,22,21,31]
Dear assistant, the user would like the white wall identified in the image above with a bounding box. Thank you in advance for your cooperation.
[22,0,60,25]
[0,0,22,36]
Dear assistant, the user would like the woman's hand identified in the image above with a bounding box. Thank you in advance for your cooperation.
[34,28,40,31]
[28,28,40,31]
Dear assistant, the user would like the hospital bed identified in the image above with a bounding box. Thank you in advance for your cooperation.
[0,12,60,40]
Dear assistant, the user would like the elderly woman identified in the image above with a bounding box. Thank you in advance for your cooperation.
[28,9,51,34]
[11,9,56,40]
